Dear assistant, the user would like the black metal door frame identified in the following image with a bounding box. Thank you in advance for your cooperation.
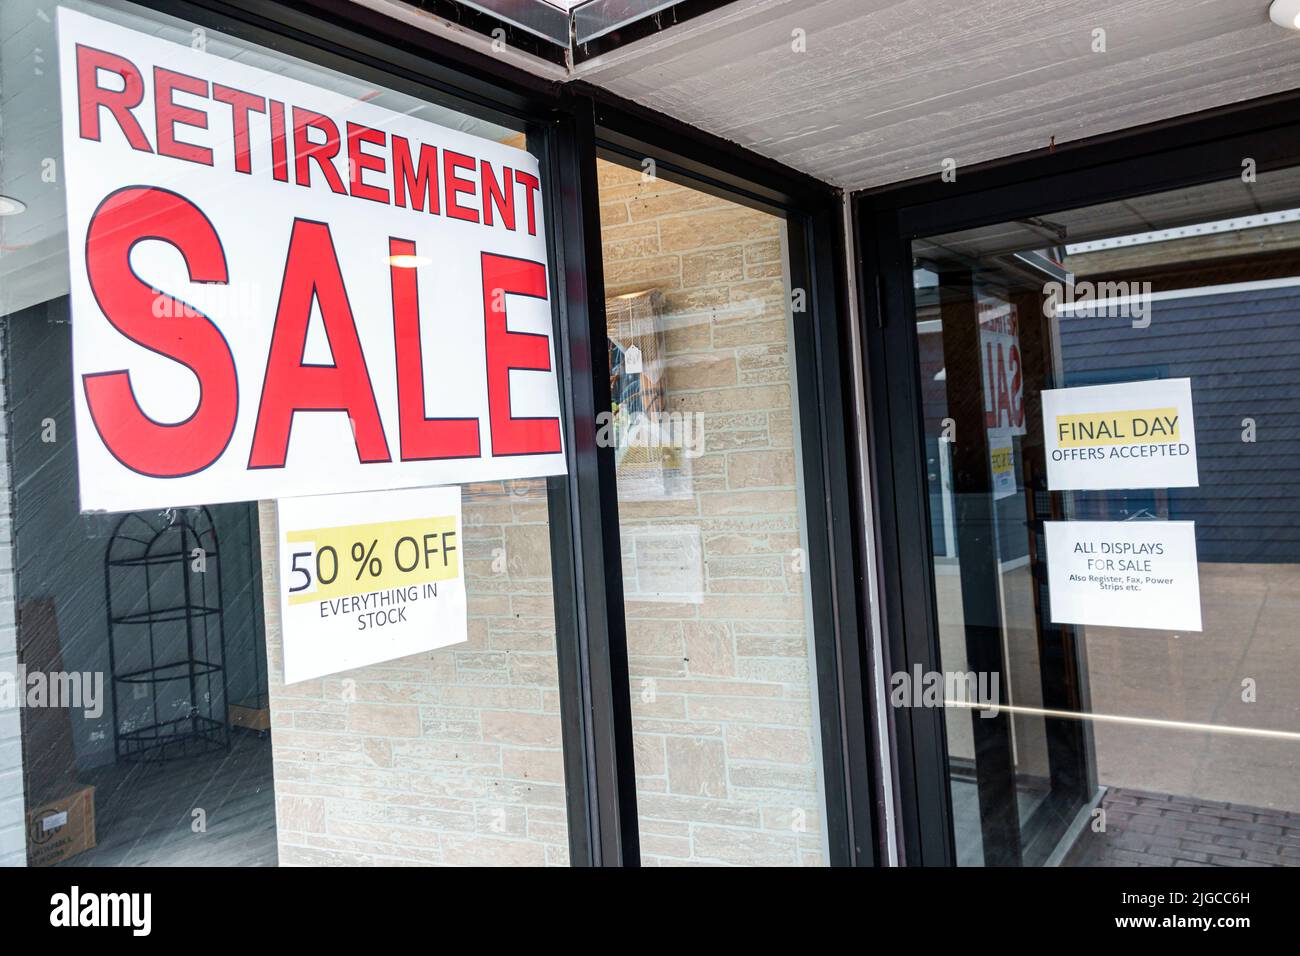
[585,86,881,866]
[854,90,1300,866]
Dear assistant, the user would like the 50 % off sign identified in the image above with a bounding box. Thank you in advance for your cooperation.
[276,486,467,683]
[286,518,459,605]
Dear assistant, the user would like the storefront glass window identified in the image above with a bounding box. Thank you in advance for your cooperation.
[597,158,829,865]
[1,0,569,867]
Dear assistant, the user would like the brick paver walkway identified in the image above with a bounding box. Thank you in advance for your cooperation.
[1065,787,1300,867]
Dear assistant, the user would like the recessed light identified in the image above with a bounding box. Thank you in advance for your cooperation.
[0,195,26,216]
[1270,0,1300,30]
[387,254,430,268]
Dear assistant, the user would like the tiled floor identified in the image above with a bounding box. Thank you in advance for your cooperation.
[1065,787,1300,867]
[938,563,1300,812]
[951,776,1049,866]
[58,729,277,867]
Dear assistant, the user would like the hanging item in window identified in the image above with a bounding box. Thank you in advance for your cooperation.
[604,290,695,501]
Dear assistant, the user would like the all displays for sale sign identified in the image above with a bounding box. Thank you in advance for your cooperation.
[58,8,566,513]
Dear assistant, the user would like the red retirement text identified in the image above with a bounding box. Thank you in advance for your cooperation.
[75,43,542,235]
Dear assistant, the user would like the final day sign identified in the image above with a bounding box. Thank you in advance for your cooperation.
[1041,378,1198,491]
[58,9,566,513]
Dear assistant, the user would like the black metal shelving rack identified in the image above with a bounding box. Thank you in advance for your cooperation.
[105,508,231,764]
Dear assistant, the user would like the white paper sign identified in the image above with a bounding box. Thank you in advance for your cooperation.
[1044,520,1202,632]
[1041,378,1198,491]
[58,9,565,513]
[621,524,703,604]
[988,428,1017,501]
[277,486,467,683]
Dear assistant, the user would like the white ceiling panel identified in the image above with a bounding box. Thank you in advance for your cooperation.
[573,0,1300,189]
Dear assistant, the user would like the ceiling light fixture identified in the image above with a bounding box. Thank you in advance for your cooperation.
[1270,0,1300,29]
[0,195,27,216]
[388,254,431,268]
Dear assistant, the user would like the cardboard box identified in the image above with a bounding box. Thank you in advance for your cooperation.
[27,785,96,867]
[18,600,80,803]
[229,699,271,733]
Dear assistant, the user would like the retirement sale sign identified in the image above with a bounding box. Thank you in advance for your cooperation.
[1041,378,1198,491]
[58,9,565,512]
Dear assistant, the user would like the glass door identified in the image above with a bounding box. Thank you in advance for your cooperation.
[902,164,1300,867]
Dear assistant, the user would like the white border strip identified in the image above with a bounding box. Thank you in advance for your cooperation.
[1066,208,1300,254]
[946,699,1300,742]
[843,195,899,866]
[1054,275,1300,314]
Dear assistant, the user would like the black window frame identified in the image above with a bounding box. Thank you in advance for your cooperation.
[585,88,880,867]
[853,90,1300,867]
[81,0,882,866]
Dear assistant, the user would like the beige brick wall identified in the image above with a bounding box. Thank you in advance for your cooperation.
[260,480,569,866]
[599,159,828,866]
